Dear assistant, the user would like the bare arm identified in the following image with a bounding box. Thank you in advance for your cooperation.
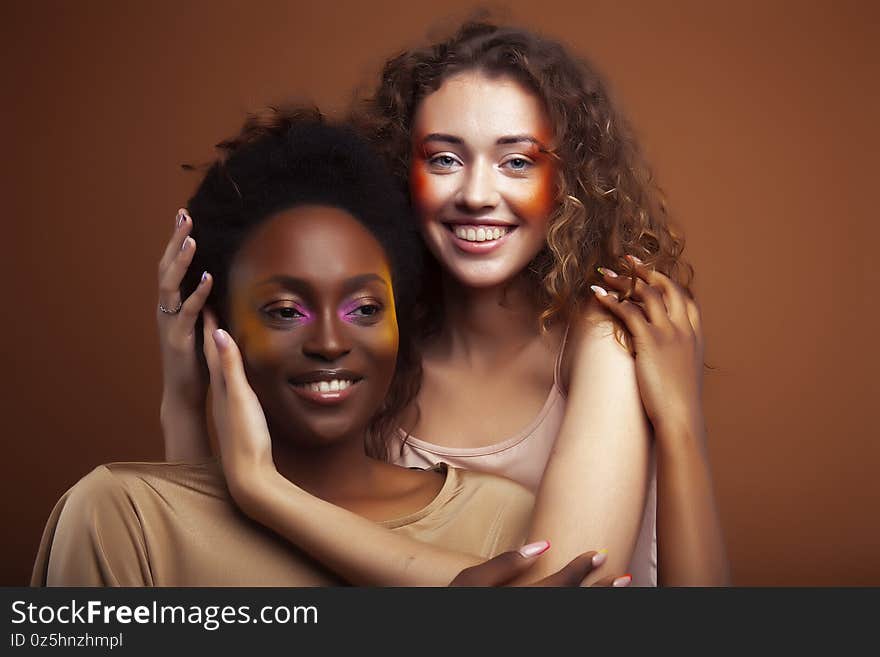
[203,314,624,586]
[593,257,729,585]
[157,209,213,461]
[512,306,653,584]
[204,314,486,585]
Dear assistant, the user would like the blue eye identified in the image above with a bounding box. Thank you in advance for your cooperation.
[504,157,532,171]
[429,154,460,169]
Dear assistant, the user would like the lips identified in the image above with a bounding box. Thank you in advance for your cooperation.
[443,222,517,254]
[288,369,363,405]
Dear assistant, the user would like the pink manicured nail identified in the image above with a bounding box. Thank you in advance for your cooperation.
[597,267,617,278]
[612,574,632,587]
[592,549,608,567]
[212,328,230,350]
[627,255,643,265]
[176,210,186,228]
[181,236,193,252]
[590,285,608,297]
[519,540,551,558]
[200,271,209,284]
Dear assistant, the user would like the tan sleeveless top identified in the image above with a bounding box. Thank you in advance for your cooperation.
[389,328,659,586]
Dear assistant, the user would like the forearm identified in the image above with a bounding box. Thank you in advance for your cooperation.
[233,470,484,586]
[160,396,212,461]
[655,418,729,586]
[518,427,650,585]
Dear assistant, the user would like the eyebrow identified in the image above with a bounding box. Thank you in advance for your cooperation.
[254,273,389,292]
[421,133,547,151]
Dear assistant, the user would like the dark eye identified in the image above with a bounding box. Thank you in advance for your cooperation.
[275,307,304,319]
[263,304,307,322]
[349,304,381,317]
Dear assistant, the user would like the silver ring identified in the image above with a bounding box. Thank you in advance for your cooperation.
[158,300,183,315]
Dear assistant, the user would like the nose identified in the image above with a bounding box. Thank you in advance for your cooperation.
[302,310,351,362]
[456,158,500,212]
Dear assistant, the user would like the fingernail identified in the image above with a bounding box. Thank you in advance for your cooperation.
[212,328,230,350]
[590,285,608,297]
[176,210,185,228]
[627,255,643,264]
[181,237,192,252]
[519,540,551,558]
[612,574,632,587]
[597,267,617,278]
[200,271,209,284]
[592,549,608,567]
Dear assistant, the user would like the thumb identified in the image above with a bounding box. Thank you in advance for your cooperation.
[210,325,250,401]
[202,310,225,397]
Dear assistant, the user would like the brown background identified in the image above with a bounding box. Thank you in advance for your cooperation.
[2,0,877,586]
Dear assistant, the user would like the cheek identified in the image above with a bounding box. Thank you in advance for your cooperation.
[409,162,445,219]
[230,305,282,372]
[365,313,399,388]
[517,166,558,225]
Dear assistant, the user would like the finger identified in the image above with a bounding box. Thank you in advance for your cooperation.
[589,574,631,587]
[626,256,689,327]
[202,310,225,397]
[590,285,650,340]
[598,264,670,328]
[158,208,192,273]
[532,550,606,587]
[449,540,550,586]
[685,297,703,338]
[211,324,252,403]
[157,235,196,314]
[173,272,213,339]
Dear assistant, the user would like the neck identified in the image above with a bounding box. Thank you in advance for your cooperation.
[433,272,542,363]
[267,423,381,503]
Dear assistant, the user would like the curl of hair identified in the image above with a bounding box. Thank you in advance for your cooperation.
[181,106,424,460]
[352,21,693,343]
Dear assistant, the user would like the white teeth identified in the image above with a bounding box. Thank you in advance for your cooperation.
[453,225,510,242]
[300,379,353,393]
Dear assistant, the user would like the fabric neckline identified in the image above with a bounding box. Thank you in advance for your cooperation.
[395,322,571,458]
[396,381,564,457]
[378,463,455,529]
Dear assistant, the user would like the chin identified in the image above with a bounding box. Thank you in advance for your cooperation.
[443,260,525,289]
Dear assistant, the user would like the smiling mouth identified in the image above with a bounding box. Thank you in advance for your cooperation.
[288,371,363,405]
[446,224,515,242]
[444,223,516,252]
[292,379,356,393]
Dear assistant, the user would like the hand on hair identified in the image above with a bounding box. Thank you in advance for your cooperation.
[157,208,213,460]
[592,256,706,441]
[450,543,630,587]
[202,310,277,505]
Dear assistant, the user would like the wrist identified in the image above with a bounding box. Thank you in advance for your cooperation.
[223,460,282,517]
[652,412,708,456]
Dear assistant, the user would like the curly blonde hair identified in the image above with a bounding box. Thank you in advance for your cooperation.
[352,21,693,333]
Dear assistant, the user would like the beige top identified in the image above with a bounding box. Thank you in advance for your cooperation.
[31,459,534,587]
[389,328,659,586]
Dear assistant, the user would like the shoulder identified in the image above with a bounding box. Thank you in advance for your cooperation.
[559,298,636,391]
[59,459,223,519]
